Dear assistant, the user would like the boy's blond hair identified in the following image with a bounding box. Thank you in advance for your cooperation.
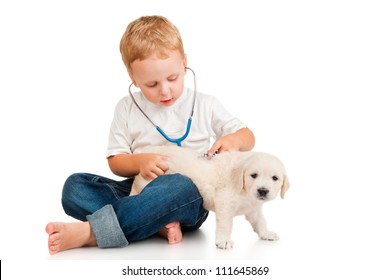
[120,15,185,74]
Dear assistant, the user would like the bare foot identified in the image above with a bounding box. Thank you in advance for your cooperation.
[158,221,182,244]
[46,221,97,255]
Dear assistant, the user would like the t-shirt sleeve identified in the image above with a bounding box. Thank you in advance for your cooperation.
[208,96,247,138]
[106,98,132,157]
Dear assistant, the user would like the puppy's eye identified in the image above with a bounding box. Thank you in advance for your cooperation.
[251,173,258,179]
[272,176,279,181]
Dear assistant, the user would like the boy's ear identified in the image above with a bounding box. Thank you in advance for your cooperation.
[183,54,187,70]
[129,72,138,87]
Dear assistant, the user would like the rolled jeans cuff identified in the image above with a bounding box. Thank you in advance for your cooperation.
[87,204,129,248]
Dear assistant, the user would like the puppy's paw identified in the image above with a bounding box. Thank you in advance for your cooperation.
[215,238,234,249]
[259,230,279,241]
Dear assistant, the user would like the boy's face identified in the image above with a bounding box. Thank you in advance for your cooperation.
[129,50,187,107]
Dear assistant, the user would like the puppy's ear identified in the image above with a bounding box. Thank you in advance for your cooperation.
[231,153,253,192]
[280,175,290,199]
[230,167,245,192]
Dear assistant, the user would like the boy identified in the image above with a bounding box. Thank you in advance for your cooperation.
[46,15,255,254]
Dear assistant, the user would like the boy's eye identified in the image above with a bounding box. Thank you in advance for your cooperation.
[146,83,157,88]
[168,76,178,82]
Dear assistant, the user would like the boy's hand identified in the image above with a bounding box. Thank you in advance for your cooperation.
[207,135,240,157]
[139,154,169,181]
[207,128,255,156]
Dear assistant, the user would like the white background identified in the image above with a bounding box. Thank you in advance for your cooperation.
[1,0,389,279]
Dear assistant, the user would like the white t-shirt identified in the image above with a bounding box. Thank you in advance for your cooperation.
[106,87,246,156]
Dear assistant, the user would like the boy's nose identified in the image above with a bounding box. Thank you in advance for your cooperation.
[160,82,170,96]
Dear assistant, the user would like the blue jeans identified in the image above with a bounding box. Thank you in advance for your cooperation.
[61,173,209,248]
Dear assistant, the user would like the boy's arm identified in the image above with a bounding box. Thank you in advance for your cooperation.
[207,127,255,156]
[107,153,169,180]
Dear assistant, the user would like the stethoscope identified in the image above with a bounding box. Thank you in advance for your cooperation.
[128,67,197,147]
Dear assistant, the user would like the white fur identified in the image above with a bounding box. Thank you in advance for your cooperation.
[131,146,290,249]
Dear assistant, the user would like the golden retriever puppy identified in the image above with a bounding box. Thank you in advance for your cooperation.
[131,146,289,249]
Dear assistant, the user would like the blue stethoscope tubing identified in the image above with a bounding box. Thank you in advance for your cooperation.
[128,67,197,147]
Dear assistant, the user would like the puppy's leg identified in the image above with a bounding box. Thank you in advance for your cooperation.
[245,208,279,241]
[214,197,235,249]
[215,213,235,249]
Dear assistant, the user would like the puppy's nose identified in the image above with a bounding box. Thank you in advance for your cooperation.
[257,188,269,197]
